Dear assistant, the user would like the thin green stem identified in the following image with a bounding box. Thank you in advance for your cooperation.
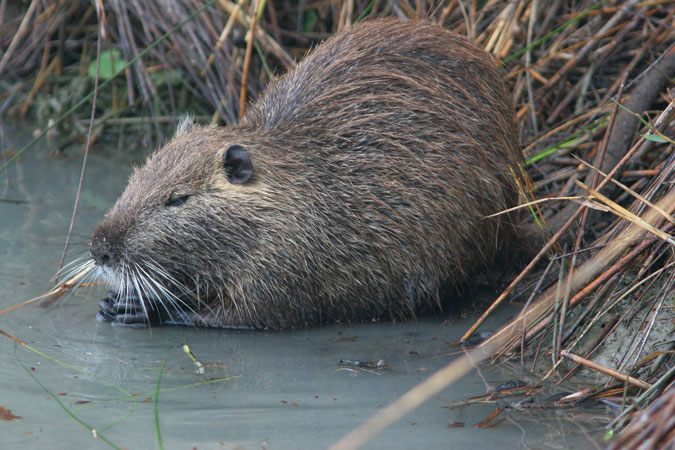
[154,347,169,450]
[14,344,121,449]
[500,1,606,66]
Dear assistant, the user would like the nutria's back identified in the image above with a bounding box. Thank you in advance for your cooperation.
[90,18,523,329]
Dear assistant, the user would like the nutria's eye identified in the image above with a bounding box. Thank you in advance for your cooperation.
[165,194,190,207]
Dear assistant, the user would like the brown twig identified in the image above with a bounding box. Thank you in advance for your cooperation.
[0,0,39,74]
[56,2,106,279]
[560,350,652,390]
[239,0,261,120]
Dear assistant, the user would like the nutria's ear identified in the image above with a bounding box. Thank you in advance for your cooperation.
[223,144,253,184]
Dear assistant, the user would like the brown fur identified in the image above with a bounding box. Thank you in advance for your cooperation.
[89,18,523,329]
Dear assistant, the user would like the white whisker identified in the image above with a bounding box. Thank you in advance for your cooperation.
[135,264,180,322]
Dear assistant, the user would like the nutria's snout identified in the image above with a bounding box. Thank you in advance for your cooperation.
[90,222,124,269]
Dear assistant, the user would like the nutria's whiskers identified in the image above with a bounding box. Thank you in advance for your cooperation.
[55,257,96,287]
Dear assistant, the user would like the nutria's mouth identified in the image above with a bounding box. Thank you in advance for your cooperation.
[96,290,198,327]
[90,258,201,327]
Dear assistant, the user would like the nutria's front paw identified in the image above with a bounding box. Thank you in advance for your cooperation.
[96,291,161,328]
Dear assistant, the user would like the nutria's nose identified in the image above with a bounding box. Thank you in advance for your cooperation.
[90,222,123,268]
[94,245,112,266]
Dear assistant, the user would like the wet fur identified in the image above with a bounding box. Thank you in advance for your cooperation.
[89,19,523,329]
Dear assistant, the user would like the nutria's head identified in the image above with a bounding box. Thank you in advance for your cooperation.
[88,119,271,322]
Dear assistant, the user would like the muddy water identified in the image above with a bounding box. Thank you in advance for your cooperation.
[0,121,609,449]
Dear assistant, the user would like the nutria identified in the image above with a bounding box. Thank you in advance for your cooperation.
[89,18,523,329]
